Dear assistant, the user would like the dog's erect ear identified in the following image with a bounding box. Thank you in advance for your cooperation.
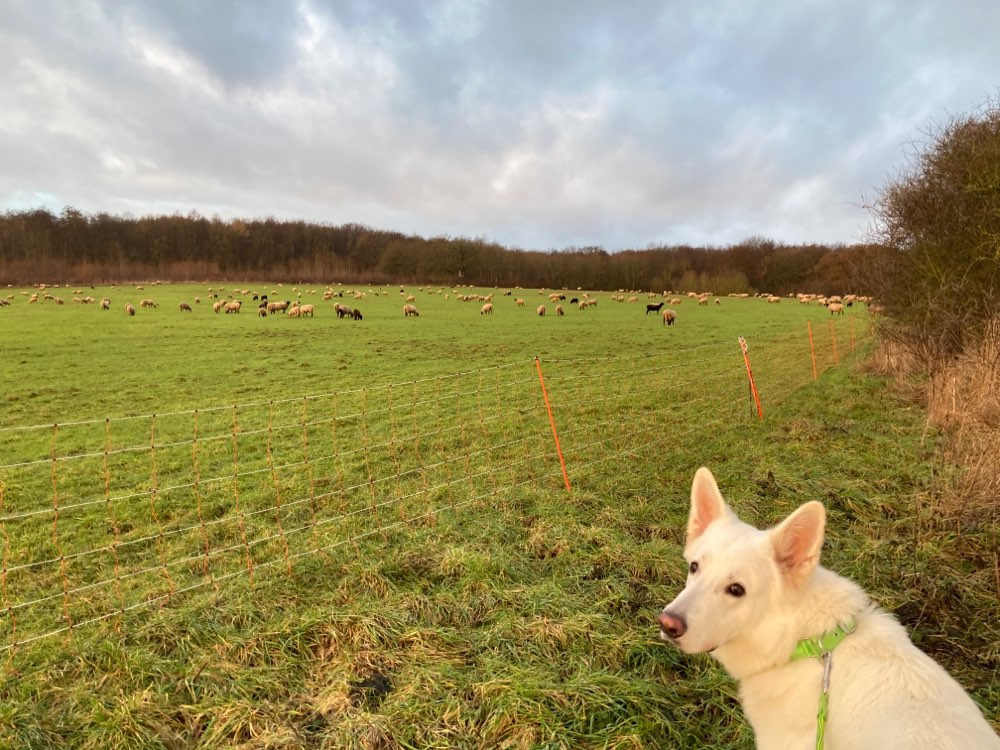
[770,501,825,584]
[687,467,732,545]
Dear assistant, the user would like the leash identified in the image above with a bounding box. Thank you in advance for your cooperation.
[789,619,856,750]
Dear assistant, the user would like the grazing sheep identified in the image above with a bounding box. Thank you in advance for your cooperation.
[100,298,111,310]
[715,298,721,305]
[351,308,363,320]
[179,302,192,312]
[405,294,416,303]
[671,297,682,305]
[299,304,315,317]
[125,303,136,316]
[258,306,267,318]
[267,300,290,315]
[403,304,419,317]
[287,304,301,318]
[213,300,225,313]
[767,296,781,304]
[828,302,845,315]
[225,300,242,313]
[481,303,493,315]
[646,301,665,314]
[570,298,579,304]
[556,304,564,316]
[537,304,546,316]
[139,299,157,308]
[515,298,525,307]
[662,308,677,326]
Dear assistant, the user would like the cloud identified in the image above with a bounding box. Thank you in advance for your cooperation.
[1,0,998,249]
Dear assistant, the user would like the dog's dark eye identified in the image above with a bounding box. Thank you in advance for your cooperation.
[689,561,699,574]
[726,583,746,598]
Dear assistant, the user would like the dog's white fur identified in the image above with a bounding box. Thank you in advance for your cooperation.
[659,467,1000,750]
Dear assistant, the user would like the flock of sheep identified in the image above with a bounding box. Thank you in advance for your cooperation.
[2,283,870,326]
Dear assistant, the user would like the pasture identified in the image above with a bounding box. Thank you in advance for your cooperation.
[0,283,995,748]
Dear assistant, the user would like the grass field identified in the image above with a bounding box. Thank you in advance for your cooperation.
[0,283,996,748]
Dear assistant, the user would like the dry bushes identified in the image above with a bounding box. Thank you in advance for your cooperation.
[870,322,1000,523]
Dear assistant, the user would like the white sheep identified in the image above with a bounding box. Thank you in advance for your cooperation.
[125,303,136,316]
[556,304,564,316]
[299,304,315,317]
[537,304,546,316]
[480,303,493,315]
[403,304,419,317]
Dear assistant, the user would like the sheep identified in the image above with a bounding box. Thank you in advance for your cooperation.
[351,308,363,320]
[570,298,579,304]
[481,303,493,315]
[827,302,845,315]
[767,296,781,304]
[258,306,267,318]
[556,304,564,316]
[267,300,290,314]
[537,304,546,316]
[213,300,226,313]
[662,308,677,326]
[100,298,111,310]
[403,304,419,317]
[287,304,301,318]
[715,298,721,305]
[515,298,525,307]
[646,301,665,314]
[179,302,192,312]
[670,297,682,305]
[140,298,157,308]
[405,294,416,303]
[125,303,136,316]
[299,304,315,317]
[225,300,242,313]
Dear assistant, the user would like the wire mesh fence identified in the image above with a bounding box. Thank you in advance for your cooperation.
[0,319,865,667]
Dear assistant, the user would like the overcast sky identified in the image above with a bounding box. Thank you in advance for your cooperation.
[2,1,998,251]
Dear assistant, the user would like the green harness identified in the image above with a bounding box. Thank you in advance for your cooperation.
[789,619,856,750]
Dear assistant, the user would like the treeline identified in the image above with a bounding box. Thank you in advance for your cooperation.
[0,207,872,295]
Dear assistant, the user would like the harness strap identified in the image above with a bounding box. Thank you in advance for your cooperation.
[789,619,856,750]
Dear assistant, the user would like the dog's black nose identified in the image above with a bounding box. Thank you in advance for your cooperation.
[659,611,687,639]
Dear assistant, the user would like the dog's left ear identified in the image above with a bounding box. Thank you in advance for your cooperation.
[687,467,733,545]
[769,501,825,584]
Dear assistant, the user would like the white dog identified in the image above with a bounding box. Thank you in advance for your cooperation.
[659,467,1000,749]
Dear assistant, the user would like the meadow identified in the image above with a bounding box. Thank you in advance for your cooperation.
[0,283,996,748]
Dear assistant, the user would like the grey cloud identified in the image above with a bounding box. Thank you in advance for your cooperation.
[1,0,999,250]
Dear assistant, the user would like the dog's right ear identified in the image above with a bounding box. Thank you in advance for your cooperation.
[687,467,731,544]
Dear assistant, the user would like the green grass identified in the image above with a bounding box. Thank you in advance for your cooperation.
[0,283,995,748]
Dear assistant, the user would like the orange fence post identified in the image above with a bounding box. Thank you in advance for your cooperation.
[829,319,839,365]
[534,357,572,493]
[738,337,765,421]
[807,320,818,381]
